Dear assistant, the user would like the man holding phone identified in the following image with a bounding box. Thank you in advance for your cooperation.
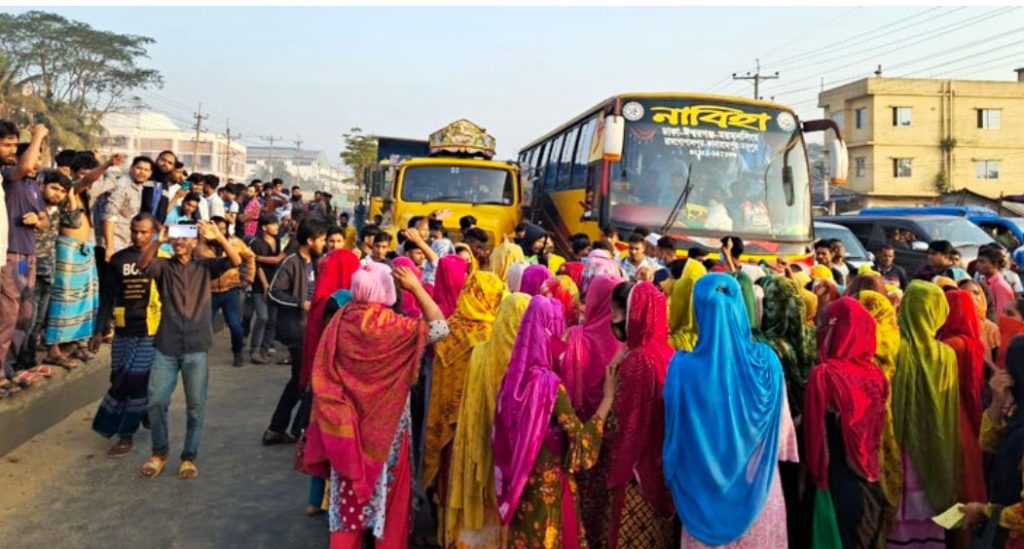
[137,220,241,480]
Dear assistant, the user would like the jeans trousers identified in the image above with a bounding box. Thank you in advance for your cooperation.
[249,293,277,353]
[211,288,244,353]
[147,349,209,461]
[268,307,306,437]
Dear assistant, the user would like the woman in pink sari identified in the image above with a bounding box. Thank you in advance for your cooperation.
[304,263,449,549]
[434,254,469,318]
[392,256,425,318]
[494,295,619,549]
[559,274,624,547]
[520,264,554,296]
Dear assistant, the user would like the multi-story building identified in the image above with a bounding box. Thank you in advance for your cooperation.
[818,71,1024,205]
[244,146,354,196]
[99,111,247,182]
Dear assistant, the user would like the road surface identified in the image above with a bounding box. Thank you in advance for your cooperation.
[0,334,328,549]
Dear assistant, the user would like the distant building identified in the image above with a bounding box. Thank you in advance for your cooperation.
[244,146,354,196]
[99,111,247,182]
[818,72,1024,205]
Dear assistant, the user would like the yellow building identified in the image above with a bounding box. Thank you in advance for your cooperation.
[818,72,1024,205]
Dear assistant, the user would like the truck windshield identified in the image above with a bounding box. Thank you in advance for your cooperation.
[608,99,811,249]
[401,165,514,205]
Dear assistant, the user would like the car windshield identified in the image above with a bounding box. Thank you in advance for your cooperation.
[915,217,994,248]
[401,165,514,205]
[814,225,869,260]
[608,99,811,249]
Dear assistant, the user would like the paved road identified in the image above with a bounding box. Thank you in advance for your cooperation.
[0,335,328,549]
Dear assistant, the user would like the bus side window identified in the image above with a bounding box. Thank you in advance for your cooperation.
[571,118,597,188]
[544,134,564,190]
[535,142,550,193]
[557,125,580,189]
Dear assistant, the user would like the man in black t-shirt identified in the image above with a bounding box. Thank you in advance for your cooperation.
[89,213,161,458]
[248,214,285,364]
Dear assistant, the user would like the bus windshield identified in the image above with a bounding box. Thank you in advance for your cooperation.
[609,98,811,246]
[401,165,514,205]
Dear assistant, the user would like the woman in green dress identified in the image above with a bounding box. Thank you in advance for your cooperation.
[493,295,618,549]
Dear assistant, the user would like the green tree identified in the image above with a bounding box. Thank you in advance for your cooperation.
[0,11,162,150]
[338,127,377,187]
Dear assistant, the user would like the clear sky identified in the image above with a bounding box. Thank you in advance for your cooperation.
[13,6,1024,162]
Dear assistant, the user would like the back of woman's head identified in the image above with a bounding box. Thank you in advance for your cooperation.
[351,262,396,306]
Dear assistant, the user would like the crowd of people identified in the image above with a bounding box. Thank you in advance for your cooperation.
[7,117,1024,548]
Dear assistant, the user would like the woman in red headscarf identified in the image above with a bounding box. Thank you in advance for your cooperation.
[300,248,360,388]
[938,290,987,503]
[601,281,676,549]
[804,297,889,548]
[296,247,360,515]
[304,263,449,549]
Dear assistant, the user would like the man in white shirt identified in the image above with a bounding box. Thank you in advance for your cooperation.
[199,174,225,221]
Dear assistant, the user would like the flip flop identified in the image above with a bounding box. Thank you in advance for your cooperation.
[178,460,198,480]
[140,455,167,479]
[42,356,79,370]
[30,365,53,378]
[12,371,40,388]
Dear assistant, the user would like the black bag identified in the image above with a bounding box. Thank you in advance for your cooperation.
[971,504,1006,549]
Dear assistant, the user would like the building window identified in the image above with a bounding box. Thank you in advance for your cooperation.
[892,158,912,178]
[855,108,866,129]
[892,107,912,127]
[977,109,1001,129]
[854,157,866,178]
[832,111,845,130]
[975,160,1000,180]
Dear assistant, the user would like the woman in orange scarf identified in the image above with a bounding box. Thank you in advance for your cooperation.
[422,270,505,542]
[938,290,987,503]
[304,263,449,549]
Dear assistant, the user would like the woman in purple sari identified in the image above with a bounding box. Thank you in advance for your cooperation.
[493,295,618,549]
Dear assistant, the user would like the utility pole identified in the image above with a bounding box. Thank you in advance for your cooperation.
[260,134,283,179]
[732,58,779,100]
[191,103,209,173]
[223,119,242,181]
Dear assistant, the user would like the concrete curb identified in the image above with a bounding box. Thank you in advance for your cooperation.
[0,347,111,457]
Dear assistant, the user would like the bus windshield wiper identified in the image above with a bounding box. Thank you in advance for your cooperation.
[424,195,464,203]
[661,163,694,234]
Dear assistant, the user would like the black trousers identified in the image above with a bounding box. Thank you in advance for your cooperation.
[268,307,307,437]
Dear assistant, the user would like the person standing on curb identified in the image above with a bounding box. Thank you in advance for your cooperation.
[90,213,163,458]
[137,220,241,480]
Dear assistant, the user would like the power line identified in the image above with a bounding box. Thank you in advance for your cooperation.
[767,6,1018,98]
[732,59,779,100]
[260,135,284,179]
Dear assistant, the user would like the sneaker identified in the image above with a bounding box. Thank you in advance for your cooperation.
[233,352,244,368]
[250,351,269,365]
[262,429,296,446]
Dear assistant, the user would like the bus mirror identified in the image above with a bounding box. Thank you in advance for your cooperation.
[828,137,849,186]
[604,115,625,161]
[782,166,795,206]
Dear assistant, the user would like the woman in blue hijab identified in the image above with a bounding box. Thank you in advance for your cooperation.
[664,273,799,547]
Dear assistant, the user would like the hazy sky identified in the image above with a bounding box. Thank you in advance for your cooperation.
[15,6,1024,161]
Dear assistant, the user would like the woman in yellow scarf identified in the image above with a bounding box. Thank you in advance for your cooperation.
[423,272,506,511]
[445,293,531,548]
[668,258,706,351]
[489,239,526,283]
[858,290,903,530]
